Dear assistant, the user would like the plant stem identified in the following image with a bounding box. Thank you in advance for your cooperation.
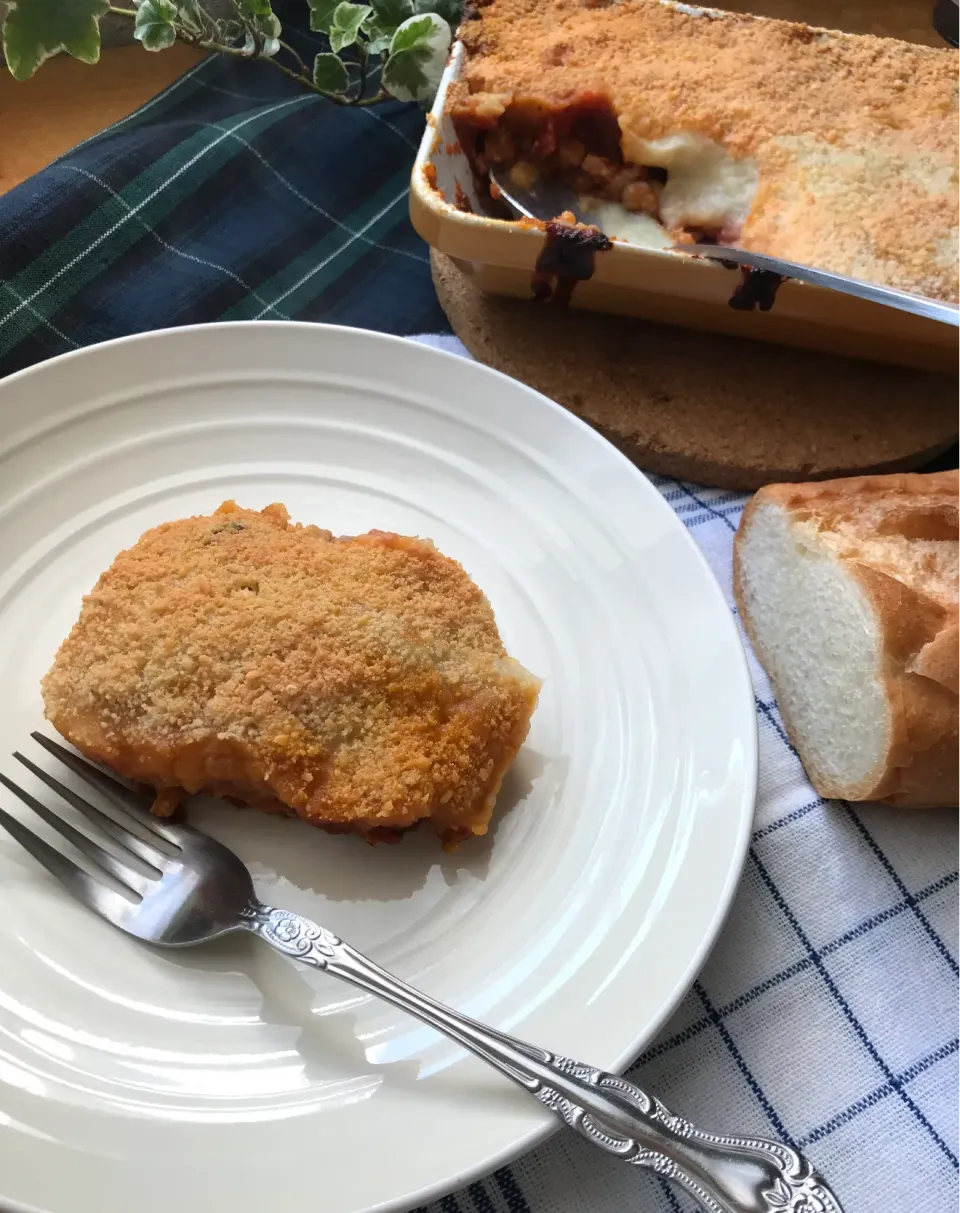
[193,38,251,59]
[352,42,368,105]
[104,5,390,107]
[251,52,350,103]
[278,39,308,78]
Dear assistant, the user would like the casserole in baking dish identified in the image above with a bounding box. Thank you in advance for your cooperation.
[410,0,959,370]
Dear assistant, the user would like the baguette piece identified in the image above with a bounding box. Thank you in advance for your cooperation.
[734,471,958,808]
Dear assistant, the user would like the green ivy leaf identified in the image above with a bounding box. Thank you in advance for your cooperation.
[329,2,372,53]
[364,0,413,52]
[414,0,461,26]
[364,23,392,54]
[383,11,450,102]
[134,0,179,52]
[389,11,437,53]
[2,0,109,81]
[371,0,414,30]
[312,50,349,94]
[237,0,273,15]
[307,0,339,33]
[176,0,205,35]
[242,11,281,57]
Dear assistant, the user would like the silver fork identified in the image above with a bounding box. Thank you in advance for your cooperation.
[0,733,844,1213]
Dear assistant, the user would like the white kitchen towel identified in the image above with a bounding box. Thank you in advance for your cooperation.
[411,332,959,1213]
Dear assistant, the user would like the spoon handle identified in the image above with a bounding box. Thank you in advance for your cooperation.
[242,901,845,1213]
[679,244,960,327]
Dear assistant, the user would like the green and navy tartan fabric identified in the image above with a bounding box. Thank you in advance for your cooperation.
[0,15,957,1213]
[0,26,445,377]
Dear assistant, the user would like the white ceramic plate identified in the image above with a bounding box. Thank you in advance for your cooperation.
[0,323,756,1213]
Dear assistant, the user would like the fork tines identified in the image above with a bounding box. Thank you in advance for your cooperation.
[0,732,179,906]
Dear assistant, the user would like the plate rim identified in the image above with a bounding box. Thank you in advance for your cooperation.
[0,321,758,1213]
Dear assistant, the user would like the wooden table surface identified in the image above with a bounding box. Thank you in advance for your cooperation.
[0,43,205,196]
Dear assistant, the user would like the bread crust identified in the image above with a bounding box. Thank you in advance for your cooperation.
[734,471,958,808]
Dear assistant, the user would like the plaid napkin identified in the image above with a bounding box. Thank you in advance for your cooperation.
[0,24,445,376]
[0,25,956,1213]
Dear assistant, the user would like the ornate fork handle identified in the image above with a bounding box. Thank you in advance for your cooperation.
[240,903,843,1213]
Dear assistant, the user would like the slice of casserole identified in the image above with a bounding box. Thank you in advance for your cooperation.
[447,0,959,301]
[42,502,541,846]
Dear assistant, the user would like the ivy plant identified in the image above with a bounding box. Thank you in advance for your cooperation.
[1,0,462,107]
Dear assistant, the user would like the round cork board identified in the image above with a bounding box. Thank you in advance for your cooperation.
[431,252,959,490]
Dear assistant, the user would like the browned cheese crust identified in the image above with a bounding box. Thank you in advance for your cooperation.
[734,471,958,808]
[448,0,959,300]
[42,502,541,842]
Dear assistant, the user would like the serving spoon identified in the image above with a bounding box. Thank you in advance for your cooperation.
[490,167,960,327]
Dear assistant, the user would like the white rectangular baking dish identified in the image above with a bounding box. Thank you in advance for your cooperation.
[409,24,956,373]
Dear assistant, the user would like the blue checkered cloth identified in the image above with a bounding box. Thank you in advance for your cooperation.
[0,22,956,1213]
[464,343,960,1213]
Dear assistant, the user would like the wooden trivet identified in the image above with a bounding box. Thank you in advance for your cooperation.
[431,252,958,491]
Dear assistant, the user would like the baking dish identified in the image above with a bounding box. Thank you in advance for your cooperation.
[409,24,957,373]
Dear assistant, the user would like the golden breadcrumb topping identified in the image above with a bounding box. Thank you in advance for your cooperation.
[449,0,959,300]
[42,502,541,841]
